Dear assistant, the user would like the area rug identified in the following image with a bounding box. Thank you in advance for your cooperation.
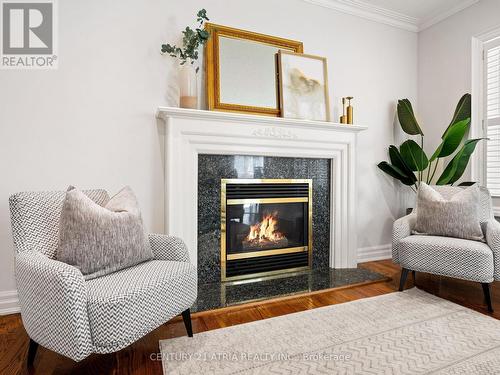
[160,288,500,374]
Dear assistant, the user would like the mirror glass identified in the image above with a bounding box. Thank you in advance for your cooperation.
[219,36,279,108]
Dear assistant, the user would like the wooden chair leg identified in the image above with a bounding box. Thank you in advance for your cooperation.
[399,268,409,291]
[27,338,39,368]
[482,283,494,313]
[181,308,193,337]
[412,270,416,285]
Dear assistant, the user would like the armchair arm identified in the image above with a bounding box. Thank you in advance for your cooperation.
[485,219,500,281]
[15,252,92,361]
[392,213,417,264]
[148,233,190,262]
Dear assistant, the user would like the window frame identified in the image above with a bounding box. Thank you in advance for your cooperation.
[471,27,500,197]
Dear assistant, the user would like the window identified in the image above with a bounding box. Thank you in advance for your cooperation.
[484,39,500,196]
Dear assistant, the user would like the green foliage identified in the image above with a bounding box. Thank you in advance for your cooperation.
[443,93,472,138]
[389,145,416,181]
[429,118,470,161]
[397,99,424,135]
[436,138,484,185]
[400,140,428,171]
[377,161,416,186]
[377,93,486,192]
[160,9,210,73]
[376,145,419,186]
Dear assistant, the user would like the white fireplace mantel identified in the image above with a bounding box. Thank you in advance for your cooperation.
[156,107,367,269]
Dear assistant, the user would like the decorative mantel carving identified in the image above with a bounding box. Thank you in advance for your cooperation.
[156,107,367,269]
[252,127,298,139]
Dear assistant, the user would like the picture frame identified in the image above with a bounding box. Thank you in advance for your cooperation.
[205,23,303,117]
[277,50,330,122]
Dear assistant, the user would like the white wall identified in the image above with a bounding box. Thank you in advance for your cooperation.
[0,0,417,305]
[418,0,500,182]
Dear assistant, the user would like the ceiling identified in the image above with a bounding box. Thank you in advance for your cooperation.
[303,0,480,32]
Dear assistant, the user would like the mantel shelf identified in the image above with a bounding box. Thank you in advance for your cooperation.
[156,107,368,133]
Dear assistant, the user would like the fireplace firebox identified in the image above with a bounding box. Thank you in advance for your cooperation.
[221,179,312,281]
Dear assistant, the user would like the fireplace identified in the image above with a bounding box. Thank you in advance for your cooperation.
[221,179,312,281]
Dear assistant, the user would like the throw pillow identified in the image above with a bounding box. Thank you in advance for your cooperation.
[57,186,153,280]
[413,183,484,242]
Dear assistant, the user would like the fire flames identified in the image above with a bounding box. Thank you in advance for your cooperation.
[243,212,288,249]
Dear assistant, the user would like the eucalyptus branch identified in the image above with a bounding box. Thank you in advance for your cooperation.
[161,9,210,73]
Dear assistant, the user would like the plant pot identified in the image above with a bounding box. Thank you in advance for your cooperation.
[179,65,198,109]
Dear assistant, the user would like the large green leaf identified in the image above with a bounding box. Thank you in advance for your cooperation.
[400,140,429,171]
[429,118,470,161]
[436,138,484,185]
[377,161,416,186]
[397,99,424,136]
[389,145,416,177]
[442,93,471,138]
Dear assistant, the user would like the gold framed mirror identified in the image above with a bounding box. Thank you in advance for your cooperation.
[205,23,303,117]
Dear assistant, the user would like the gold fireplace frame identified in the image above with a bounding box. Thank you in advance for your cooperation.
[221,179,313,282]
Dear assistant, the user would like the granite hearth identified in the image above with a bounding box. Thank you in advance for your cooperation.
[192,267,387,312]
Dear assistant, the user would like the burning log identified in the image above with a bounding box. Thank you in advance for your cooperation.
[242,212,289,251]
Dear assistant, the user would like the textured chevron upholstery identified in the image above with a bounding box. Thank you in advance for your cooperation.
[9,190,109,258]
[393,185,500,282]
[392,213,416,263]
[9,189,196,361]
[87,260,196,352]
[16,251,93,361]
[148,233,190,262]
[486,219,500,280]
[398,235,494,282]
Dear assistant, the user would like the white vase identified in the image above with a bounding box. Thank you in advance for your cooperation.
[179,64,198,109]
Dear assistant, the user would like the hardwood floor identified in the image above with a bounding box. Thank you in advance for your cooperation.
[1,259,498,374]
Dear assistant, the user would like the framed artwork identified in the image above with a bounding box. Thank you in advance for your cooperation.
[277,51,330,122]
[205,23,303,117]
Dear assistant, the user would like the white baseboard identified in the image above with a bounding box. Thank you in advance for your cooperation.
[357,244,392,263]
[0,290,20,316]
[0,244,393,315]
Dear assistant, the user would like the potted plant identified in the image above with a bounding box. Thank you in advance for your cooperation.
[161,9,210,109]
[378,94,485,197]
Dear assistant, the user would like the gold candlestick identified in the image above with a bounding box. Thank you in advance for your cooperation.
[340,97,347,124]
[346,96,354,124]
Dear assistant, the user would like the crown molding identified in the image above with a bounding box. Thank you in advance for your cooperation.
[302,0,479,33]
[302,0,418,32]
[418,0,479,31]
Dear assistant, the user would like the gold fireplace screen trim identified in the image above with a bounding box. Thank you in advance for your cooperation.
[227,246,307,261]
[221,178,313,282]
[227,197,308,205]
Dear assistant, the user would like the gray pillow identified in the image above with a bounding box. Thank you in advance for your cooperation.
[413,183,484,242]
[57,186,153,280]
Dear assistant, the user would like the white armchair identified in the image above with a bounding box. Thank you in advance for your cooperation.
[9,190,197,365]
[392,186,499,312]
